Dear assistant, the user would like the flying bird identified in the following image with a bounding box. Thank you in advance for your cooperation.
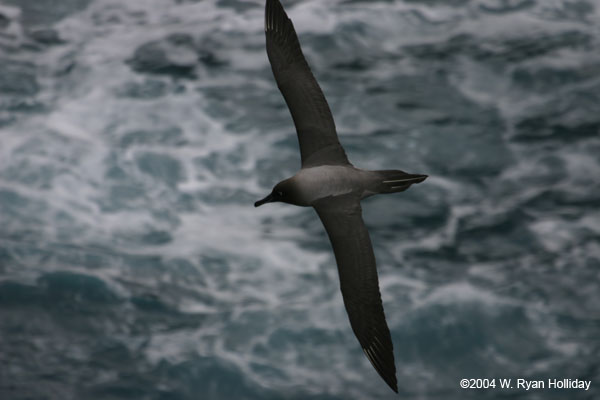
[256,0,427,393]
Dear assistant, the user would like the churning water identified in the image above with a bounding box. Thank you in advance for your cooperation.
[1,0,599,399]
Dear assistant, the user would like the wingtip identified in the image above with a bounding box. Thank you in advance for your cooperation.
[265,0,279,33]
[382,371,399,393]
[386,374,399,393]
[362,346,398,393]
[265,0,290,34]
[384,372,399,393]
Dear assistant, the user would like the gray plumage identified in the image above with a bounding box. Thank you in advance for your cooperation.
[256,0,427,393]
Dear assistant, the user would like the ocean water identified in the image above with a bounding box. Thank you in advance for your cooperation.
[1,0,599,398]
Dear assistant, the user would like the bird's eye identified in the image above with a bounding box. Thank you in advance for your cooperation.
[277,191,283,197]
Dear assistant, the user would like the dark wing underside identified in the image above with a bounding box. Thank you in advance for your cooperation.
[265,0,350,168]
[313,195,398,393]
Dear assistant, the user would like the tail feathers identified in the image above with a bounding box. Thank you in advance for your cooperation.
[375,170,427,194]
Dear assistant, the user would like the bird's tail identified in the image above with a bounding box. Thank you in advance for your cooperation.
[373,170,427,194]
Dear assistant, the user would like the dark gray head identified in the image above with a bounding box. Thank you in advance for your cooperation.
[254,180,294,207]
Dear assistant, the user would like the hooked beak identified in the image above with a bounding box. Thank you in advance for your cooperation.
[254,192,274,207]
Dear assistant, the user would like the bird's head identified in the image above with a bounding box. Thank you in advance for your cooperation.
[254,180,294,207]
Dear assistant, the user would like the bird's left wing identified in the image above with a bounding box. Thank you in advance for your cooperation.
[265,0,351,168]
[313,194,398,393]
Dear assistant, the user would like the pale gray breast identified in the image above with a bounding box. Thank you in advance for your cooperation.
[293,166,367,204]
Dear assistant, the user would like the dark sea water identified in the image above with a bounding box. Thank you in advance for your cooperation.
[1,0,599,399]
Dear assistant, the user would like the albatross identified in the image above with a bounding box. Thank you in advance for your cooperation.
[255,0,427,393]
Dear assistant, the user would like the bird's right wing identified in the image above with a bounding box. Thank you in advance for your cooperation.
[265,0,351,168]
[313,195,398,393]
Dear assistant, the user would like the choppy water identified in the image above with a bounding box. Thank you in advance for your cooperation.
[1,0,599,398]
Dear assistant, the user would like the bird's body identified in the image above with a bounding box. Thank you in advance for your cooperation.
[273,166,426,207]
[281,166,372,206]
[256,0,428,393]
